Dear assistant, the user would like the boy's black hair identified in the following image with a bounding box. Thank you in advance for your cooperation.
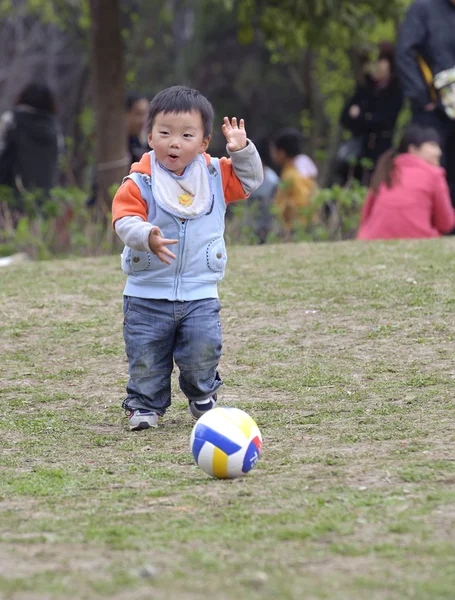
[15,82,57,114]
[126,92,148,111]
[272,127,303,158]
[147,85,214,137]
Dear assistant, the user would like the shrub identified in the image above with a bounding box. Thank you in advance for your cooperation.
[225,180,368,244]
[0,185,121,259]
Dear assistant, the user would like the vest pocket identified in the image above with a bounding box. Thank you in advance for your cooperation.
[206,238,227,272]
[121,248,153,273]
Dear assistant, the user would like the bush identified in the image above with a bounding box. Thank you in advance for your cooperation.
[0,186,122,259]
[310,179,368,241]
[225,180,368,244]
[0,180,369,258]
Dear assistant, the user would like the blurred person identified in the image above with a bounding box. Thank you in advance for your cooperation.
[357,125,455,240]
[396,0,455,207]
[0,82,60,198]
[270,127,318,241]
[126,92,149,165]
[338,42,404,186]
[246,138,279,243]
[88,91,149,207]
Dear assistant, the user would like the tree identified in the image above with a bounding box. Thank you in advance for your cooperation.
[228,0,412,184]
[89,0,128,212]
[0,0,415,197]
[0,0,128,203]
[233,0,410,50]
[0,1,87,148]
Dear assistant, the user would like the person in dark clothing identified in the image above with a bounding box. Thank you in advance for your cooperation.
[396,0,455,207]
[338,42,404,186]
[126,92,149,165]
[87,92,149,208]
[246,138,280,243]
[0,83,60,197]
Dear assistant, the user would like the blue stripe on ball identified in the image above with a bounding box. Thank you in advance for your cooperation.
[242,439,261,473]
[192,436,207,463]
[193,424,242,458]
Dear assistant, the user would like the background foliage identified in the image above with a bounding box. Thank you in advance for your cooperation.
[0,0,414,254]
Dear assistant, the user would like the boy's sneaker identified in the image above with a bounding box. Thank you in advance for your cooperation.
[188,395,217,420]
[127,409,159,431]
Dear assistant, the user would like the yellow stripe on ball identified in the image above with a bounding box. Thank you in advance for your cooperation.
[212,446,229,479]
[223,409,254,439]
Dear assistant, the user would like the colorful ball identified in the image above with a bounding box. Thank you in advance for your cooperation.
[190,407,262,479]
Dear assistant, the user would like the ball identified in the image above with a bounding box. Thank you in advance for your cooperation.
[190,407,262,479]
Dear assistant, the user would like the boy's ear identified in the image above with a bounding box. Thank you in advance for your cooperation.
[148,133,153,149]
[200,135,211,153]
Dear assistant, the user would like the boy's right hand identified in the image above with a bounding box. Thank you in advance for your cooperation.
[148,227,178,264]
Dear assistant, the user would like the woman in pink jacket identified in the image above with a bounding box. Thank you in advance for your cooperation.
[357,125,455,240]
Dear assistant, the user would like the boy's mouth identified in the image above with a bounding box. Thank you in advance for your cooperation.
[168,154,179,161]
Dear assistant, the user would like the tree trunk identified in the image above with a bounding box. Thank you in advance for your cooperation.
[302,48,317,158]
[171,0,197,84]
[89,0,128,212]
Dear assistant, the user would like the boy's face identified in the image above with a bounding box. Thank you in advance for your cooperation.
[148,110,210,174]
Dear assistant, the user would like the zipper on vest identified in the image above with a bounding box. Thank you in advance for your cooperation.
[174,219,187,300]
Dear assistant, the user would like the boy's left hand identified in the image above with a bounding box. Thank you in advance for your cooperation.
[222,117,247,152]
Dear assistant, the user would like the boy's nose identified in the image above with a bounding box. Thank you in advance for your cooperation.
[170,139,181,148]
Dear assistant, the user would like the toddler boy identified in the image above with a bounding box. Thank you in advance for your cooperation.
[112,86,263,430]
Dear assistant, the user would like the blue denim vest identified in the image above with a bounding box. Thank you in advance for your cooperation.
[121,152,227,301]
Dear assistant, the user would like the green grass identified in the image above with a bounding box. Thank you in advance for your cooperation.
[1,239,455,599]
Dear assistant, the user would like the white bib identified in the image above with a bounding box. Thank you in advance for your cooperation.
[152,153,213,219]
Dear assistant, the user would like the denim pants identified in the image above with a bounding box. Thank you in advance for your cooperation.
[122,296,223,414]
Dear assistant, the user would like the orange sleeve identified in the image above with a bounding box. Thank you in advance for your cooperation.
[219,157,248,204]
[112,179,148,227]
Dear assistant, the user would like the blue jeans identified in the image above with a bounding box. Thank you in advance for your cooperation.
[122,296,223,414]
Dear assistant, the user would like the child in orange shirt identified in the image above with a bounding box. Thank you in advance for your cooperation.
[270,128,318,241]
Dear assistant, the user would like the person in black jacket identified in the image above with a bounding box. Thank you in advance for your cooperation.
[338,42,404,186]
[396,0,455,206]
[0,83,60,199]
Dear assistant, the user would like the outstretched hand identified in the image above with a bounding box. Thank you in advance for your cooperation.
[222,117,247,152]
[148,228,178,265]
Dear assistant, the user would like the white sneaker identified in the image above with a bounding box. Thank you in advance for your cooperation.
[188,396,217,420]
[127,409,159,431]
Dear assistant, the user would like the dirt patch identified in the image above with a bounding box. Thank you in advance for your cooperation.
[0,544,114,579]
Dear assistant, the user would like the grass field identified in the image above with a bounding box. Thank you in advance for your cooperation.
[1,239,455,600]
